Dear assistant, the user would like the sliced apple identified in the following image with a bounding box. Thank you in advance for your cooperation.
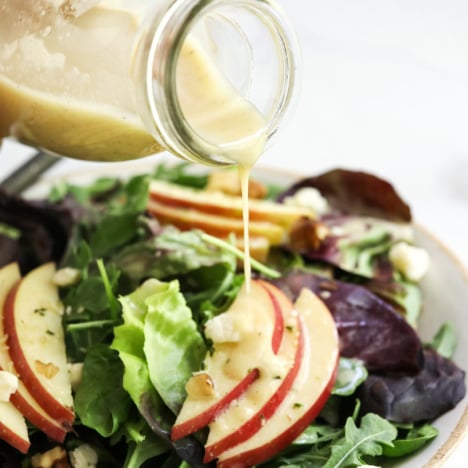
[0,264,29,453]
[203,281,302,462]
[0,263,68,443]
[216,288,339,468]
[149,180,316,228]
[0,400,30,454]
[4,262,74,427]
[171,280,284,441]
[148,198,286,245]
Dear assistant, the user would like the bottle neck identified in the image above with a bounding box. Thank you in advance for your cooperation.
[132,0,300,167]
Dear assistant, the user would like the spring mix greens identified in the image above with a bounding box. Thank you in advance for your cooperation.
[0,162,465,467]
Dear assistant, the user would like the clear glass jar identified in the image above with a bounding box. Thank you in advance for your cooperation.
[0,0,300,166]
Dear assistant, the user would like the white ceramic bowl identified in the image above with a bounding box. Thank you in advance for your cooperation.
[26,161,468,467]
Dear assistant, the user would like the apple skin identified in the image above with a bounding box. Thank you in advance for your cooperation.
[149,180,315,228]
[171,280,284,441]
[171,368,259,441]
[216,289,339,468]
[0,263,30,453]
[0,401,30,454]
[203,288,302,463]
[0,263,68,443]
[9,381,69,443]
[257,280,284,354]
[148,198,285,245]
[4,263,74,427]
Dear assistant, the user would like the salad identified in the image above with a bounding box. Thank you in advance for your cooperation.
[0,161,465,467]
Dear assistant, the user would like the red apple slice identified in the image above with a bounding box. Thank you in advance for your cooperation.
[171,280,283,441]
[0,263,68,442]
[148,198,286,245]
[0,399,30,454]
[203,282,302,462]
[0,263,29,453]
[4,263,74,426]
[149,180,315,228]
[216,288,339,468]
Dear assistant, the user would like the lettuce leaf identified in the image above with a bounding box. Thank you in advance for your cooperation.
[112,279,210,467]
[114,279,206,415]
[143,280,206,414]
[74,344,133,437]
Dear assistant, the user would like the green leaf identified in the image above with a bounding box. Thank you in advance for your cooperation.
[152,162,209,189]
[323,413,398,468]
[382,423,438,457]
[122,419,168,468]
[90,212,142,257]
[74,345,133,437]
[430,322,457,358]
[113,280,175,417]
[144,280,206,414]
[293,424,343,446]
[113,228,236,282]
[332,358,368,396]
[115,279,207,416]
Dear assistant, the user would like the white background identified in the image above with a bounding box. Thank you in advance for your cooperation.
[0,0,467,465]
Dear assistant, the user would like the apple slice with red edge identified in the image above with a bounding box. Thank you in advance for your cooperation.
[147,198,286,245]
[171,279,284,441]
[216,288,339,468]
[149,180,315,228]
[0,399,30,454]
[203,281,302,462]
[0,263,68,443]
[4,262,74,427]
[0,263,30,453]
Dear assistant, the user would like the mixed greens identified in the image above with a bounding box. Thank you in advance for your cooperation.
[0,162,465,467]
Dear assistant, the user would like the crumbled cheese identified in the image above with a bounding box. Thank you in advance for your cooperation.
[0,370,18,402]
[68,362,84,392]
[53,267,81,286]
[284,187,330,216]
[205,314,240,343]
[389,242,430,282]
[69,443,98,468]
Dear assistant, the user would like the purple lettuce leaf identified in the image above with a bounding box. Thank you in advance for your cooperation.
[272,270,423,374]
[0,188,82,274]
[277,168,411,222]
[358,347,466,423]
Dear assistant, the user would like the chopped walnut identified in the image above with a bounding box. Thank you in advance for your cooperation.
[186,372,216,398]
[31,446,70,468]
[206,170,267,199]
[289,217,329,252]
[35,360,60,379]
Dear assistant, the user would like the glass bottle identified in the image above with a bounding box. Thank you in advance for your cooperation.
[0,0,300,166]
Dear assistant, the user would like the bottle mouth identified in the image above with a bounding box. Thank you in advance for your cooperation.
[136,0,301,166]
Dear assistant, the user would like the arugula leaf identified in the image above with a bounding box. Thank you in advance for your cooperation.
[322,413,397,468]
[382,423,438,457]
[294,424,344,446]
[74,344,133,437]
